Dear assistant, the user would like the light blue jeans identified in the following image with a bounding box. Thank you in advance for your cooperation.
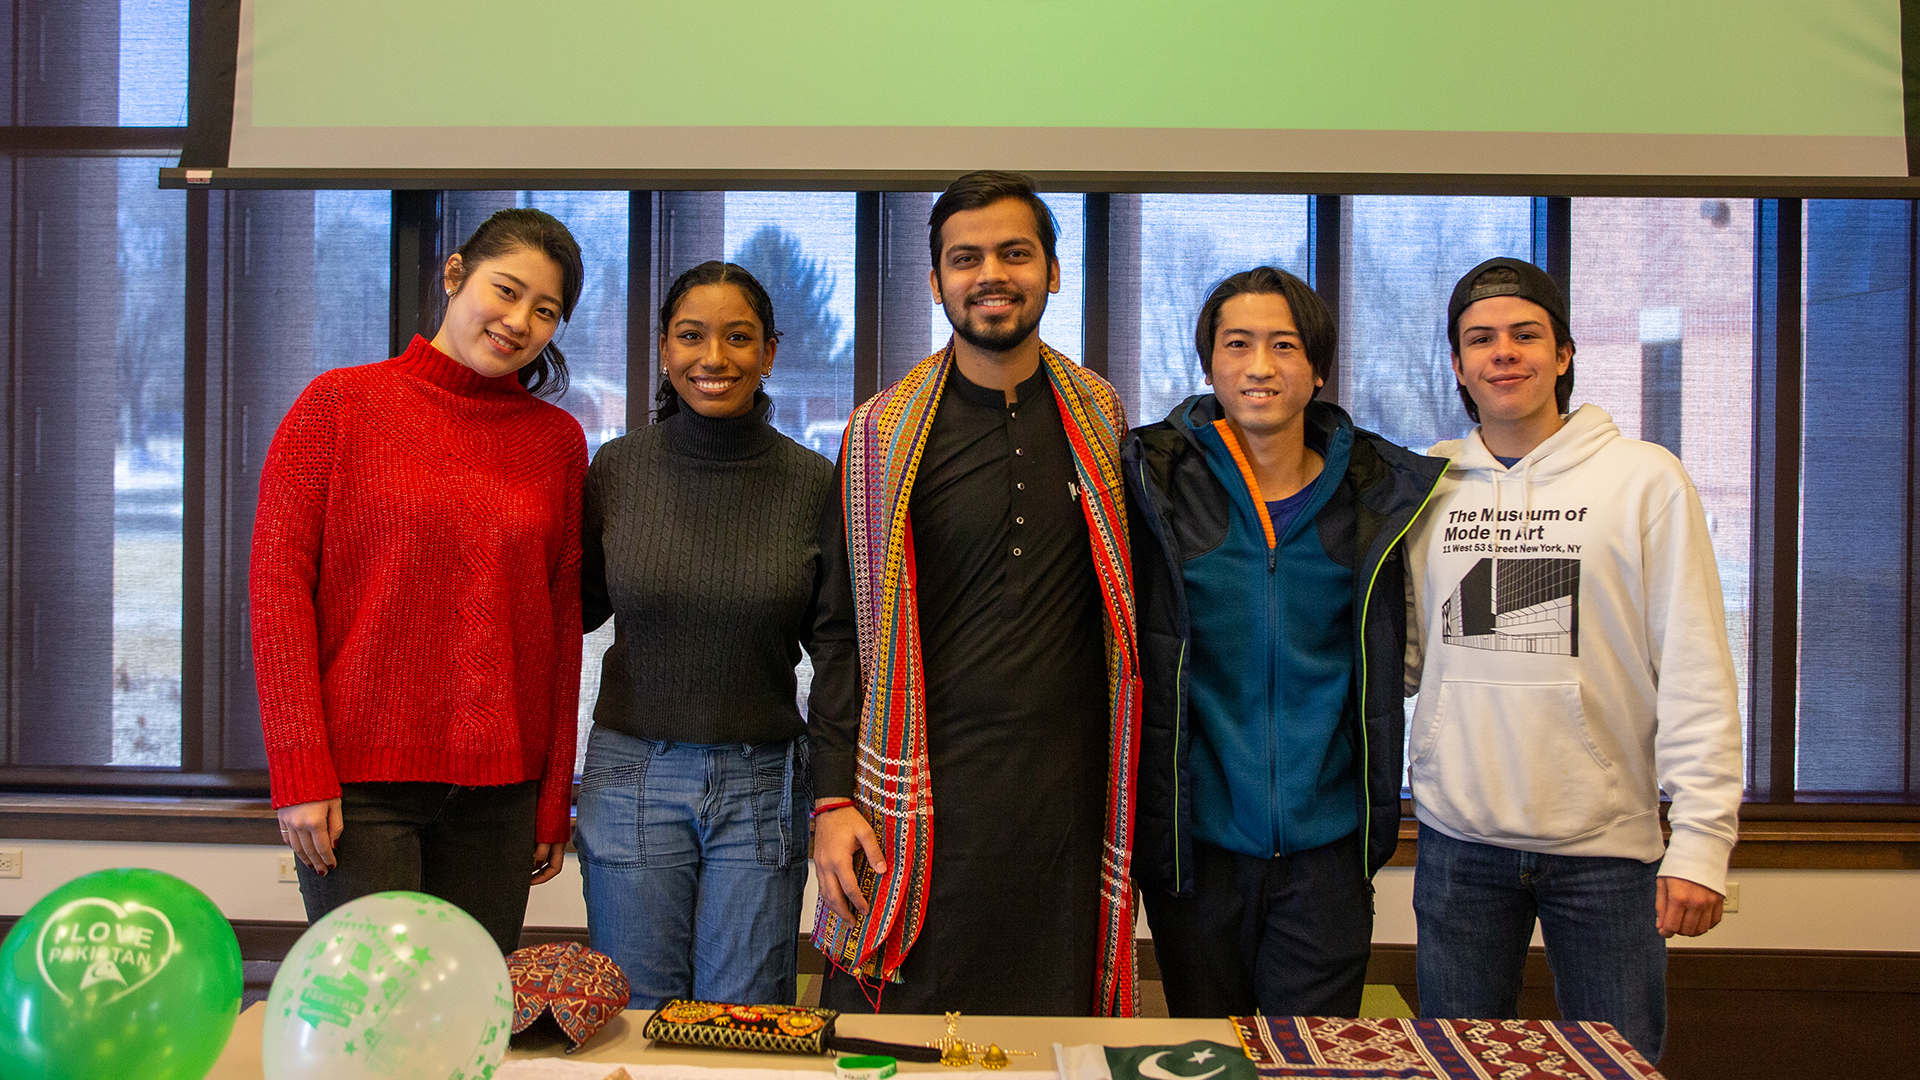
[575,727,809,1007]
[1413,824,1669,1063]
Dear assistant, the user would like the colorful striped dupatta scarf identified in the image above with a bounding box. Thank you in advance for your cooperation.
[810,343,1144,1017]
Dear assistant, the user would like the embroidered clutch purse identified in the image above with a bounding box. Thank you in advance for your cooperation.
[644,1000,838,1054]
[642,999,941,1061]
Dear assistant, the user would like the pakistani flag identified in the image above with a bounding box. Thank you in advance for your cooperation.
[1055,1040,1256,1080]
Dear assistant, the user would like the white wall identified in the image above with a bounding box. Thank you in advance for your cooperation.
[0,840,584,927]
[2,839,1916,954]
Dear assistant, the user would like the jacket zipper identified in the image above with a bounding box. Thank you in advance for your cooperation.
[1354,469,1448,874]
[1210,419,1286,856]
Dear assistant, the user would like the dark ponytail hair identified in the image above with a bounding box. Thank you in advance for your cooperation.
[443,208,584,399]
[653,260,782,422]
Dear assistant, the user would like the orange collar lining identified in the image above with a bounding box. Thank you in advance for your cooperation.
[1212,419,1276,550]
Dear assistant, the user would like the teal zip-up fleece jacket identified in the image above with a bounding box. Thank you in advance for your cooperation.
[1183,400,1360,859]
[1127,395,1448,895]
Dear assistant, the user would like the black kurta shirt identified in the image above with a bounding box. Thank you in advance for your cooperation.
[810,360,1109,1015]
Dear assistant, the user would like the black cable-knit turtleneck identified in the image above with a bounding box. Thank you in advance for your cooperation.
[580,394,834,745]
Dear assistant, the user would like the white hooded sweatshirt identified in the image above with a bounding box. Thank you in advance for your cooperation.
[1405,405,1742,893]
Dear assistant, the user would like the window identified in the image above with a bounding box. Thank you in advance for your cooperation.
[1568,198,1757,776]
[2,8,1914,811]
[1797,200,1917,800]
[111,159,187,766]
[1341,196,1534,452]
[119,0,189,127]
[2,156,184,771]
[109,2,193,760]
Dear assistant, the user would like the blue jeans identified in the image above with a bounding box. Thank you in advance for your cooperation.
[575,727,809,1007]
[1413,824,1668,1063]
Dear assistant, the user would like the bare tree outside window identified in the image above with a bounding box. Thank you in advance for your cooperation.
[112,158,185,765]
[732,225,854,457]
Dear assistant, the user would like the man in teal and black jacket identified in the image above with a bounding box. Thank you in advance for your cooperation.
[1124,267,1444,1018]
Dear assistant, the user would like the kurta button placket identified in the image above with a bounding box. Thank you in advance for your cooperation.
[1004,396,1030,618]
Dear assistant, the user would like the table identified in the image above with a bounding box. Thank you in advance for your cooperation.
[205,1004,1238,1079]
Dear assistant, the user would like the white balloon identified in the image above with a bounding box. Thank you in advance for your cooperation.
[262,891,512,1080]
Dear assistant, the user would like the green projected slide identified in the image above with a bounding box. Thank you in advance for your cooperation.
[228,0,1911,177]
[249,0,1901,136]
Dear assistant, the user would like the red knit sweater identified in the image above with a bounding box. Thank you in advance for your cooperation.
[250,336,586,844]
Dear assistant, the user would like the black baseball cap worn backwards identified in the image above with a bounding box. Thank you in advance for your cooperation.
[1446,256,1570,352]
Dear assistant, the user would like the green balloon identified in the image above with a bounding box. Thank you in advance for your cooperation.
[0,867,243,1079]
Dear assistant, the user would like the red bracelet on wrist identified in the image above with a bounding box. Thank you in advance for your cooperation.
[811,799,856,817]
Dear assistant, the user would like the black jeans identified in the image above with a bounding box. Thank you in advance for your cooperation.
[1143,832,1373,1018]
[295,780,540,957]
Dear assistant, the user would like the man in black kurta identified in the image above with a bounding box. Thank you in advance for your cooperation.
[808,172,1123,1014]
[809,361,1109,1013]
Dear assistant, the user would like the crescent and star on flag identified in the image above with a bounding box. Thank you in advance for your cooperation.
[1136,1048,1225,1080]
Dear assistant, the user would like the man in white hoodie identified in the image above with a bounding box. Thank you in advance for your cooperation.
[1403,257,1742,1064]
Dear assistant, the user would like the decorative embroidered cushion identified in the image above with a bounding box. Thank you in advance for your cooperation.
[507,942,631,1049]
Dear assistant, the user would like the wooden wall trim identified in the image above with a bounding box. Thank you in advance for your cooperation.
[1362,942,1920,994]
[0,794,280,845]
[3,796,1916,869]
[1386,817,1920,868]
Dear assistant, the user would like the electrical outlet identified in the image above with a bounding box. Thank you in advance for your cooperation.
[278,854,300,883]
[0,848,22,878]
[1723,881,1740,914]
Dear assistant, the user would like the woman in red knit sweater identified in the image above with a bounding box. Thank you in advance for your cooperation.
[251,208,589,956]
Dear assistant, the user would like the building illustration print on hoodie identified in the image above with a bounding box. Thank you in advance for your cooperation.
[1403,404,1743,896]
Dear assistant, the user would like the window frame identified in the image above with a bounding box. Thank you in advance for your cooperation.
[0,151,1912,818]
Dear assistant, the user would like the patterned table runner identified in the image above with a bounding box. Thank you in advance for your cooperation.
[1231,1016,1664,1080]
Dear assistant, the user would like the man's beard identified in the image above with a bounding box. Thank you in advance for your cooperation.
[947,293,1046,354]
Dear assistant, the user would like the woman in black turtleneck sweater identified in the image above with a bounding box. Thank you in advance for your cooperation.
[576,261,833,1007]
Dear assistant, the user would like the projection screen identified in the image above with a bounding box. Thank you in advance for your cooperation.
[211,0,1912,182]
